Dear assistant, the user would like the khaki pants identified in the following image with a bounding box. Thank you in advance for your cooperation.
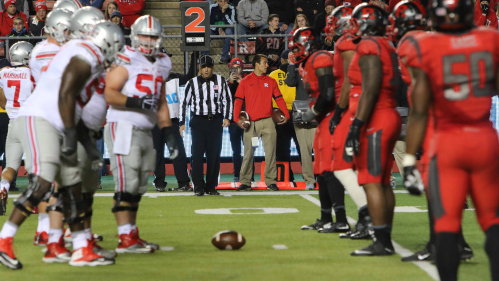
[241,118,276,186]
[294,124,316,184]
[393,140,406,178]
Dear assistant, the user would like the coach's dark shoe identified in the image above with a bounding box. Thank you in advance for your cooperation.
[301,219,327,230]
[401,247,433,262]
[236,184,252,191]
[267,184,279,191]
[154,181,166,192]
[194,192,205,196]
[207,190,221,195]
[177,184,193,192]
[351,241,395,256]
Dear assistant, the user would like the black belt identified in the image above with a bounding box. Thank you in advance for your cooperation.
[193,114,221,120]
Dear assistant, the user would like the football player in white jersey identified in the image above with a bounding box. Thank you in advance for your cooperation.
[0,42,34,217]
[52,0,83,13]
[28,8,75,262]
[104,15,178,253]
[0,21,123,269]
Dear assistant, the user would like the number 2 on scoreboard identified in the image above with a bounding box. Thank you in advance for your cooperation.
[185,7,205,33]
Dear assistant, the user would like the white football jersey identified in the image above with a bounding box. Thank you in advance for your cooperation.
[106,46,172,130]
[81,73,107,132]
[18,39,106,132]
[30,40,60,84]
[0,67,34,119]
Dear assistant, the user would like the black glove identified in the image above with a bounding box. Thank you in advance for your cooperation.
[344,118,364,156]
[481,1,489,14]
[329,105,345,135]
[293,108,317,124]
[126,95,158,111]
[162,126,178,160]
[61,126,78,156]
[403,166,424,195]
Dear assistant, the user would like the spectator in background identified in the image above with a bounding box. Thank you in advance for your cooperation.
[115,0,144,28]
[285,51,316,190]
[295,0,320,25]
[314,0,335,32]
[105,0,128,27]
[110,11,131,45]
[236,0,269,41]
[210,0,235,64]
[289,14,309,34]
[80,0,105,8]
[6,16,30,51]
[370,0,388,11]
[269,49,301,184]
[29,1,47,37]
[0,0,29,37]
[265,0,294,33]
[256,14,284,72]
[474,0,498,28]
[0,0,28,19]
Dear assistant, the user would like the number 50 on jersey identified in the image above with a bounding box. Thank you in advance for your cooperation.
[180,1,210,52]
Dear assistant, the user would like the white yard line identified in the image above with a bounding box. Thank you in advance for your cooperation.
[299,194,440,281]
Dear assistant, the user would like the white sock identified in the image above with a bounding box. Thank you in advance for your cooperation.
[334,169,368,209]
[0,221,18,239]
[131,224,137,231]
[48,228,63,244]
[0,179,9,194]
[71,231,88,250]
[84,228,92,240]
[117,223,132,235]
[37,213,50,233]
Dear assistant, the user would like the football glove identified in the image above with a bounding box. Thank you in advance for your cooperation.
[344,118,364,156]
[403,155,424,195]
[481,2,489,14]
[293,108,317,124]
[163,126,178,160]
[329,105,345,135]
[126,95,158,111]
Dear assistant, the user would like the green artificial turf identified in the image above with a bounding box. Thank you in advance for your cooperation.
[0,174,490,281]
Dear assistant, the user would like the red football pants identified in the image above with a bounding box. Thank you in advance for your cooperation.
[331,109,355,171]
[313,114,333,175]
[430,126,499,234]
[355,108,401,186]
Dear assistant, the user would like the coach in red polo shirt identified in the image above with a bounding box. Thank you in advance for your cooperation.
[0,0,28,36]
[233,54,289,192]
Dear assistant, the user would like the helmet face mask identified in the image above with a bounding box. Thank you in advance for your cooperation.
[288,27,322,64]
[87,21,125,65]
[9,42,34,67]
[131,15,164,57]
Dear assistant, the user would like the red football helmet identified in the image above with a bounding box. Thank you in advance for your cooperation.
[345,4,389,41]
[390,1,426,40]
[288,27,322,64]
[428,0,474,32]
[326,5,354,42]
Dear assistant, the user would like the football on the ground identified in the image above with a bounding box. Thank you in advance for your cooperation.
[212,230,246,250]
[272,108,285,123]
[239,111,251,129]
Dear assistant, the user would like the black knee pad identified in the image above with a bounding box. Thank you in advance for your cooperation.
[112,192,135,212]
[14,174,49,216]
[46,192,64,214]
[59,186,85,224]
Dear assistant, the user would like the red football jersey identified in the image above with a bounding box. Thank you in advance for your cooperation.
[298,50,335,103]
[333,34,357,103]
[406,28,499,130]
[397,30,425,104]
[348,36,399,112]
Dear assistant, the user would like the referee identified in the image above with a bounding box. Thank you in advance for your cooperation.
[179,55,233,196]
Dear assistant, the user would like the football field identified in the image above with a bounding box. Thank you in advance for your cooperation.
[0,175,490,281]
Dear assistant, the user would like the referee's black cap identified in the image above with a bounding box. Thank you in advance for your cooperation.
[199,55,214,67]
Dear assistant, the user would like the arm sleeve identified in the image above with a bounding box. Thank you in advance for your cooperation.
[233,81,245,122]
[255,2,269,27]
[237,4,248,26]
[222,77,233,120]
[272,80,290,119]
[285,64,299,86]
[179,80,192,126]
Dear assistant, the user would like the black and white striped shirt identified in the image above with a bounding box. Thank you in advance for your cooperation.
[179,74,233,125]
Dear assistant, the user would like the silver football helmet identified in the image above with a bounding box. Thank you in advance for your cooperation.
[87,21,125,64]
[70,6,105,39]
[45,8,73,44]
[9,41,34,66]
[130,15,164,57]
[53,0,82,13]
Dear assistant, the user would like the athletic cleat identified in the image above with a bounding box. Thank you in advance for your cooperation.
[401,247,433,262]
[349,228,372,240]
[92,233,104,242]
[0,237,22,269]
[301,219,327,230]
[461,246,474,261]
[64,228,72,245]
[69,242,115,267]
[339,231,352,238]
[318,222,351,233]
[351,241,395,256]
[134,228,160,250]
[32,206,39,214]
[42,239,71,263]
[116,232,154,254]
[90,239,117,259]
[33,231,49,246]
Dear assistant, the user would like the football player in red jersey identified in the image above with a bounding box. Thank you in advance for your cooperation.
[343,4,402,256]
[290,28,350,234]
[394,0,473,263]
[403,0,499,278]
[326,6,371,240]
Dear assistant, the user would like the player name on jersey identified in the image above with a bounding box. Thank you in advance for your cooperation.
[2,72,28,79]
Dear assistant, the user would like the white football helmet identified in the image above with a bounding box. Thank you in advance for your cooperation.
[130,15,164,57]
[9,41,34,66]
[87,21,125,64]
[70,6,105,39]
[45,9,73,44]
[53,0,82,13]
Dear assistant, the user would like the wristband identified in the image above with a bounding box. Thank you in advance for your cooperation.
[351,118,364,128]
[125,97,141,109]
[334,104,345,117]
[402,154,417,167]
